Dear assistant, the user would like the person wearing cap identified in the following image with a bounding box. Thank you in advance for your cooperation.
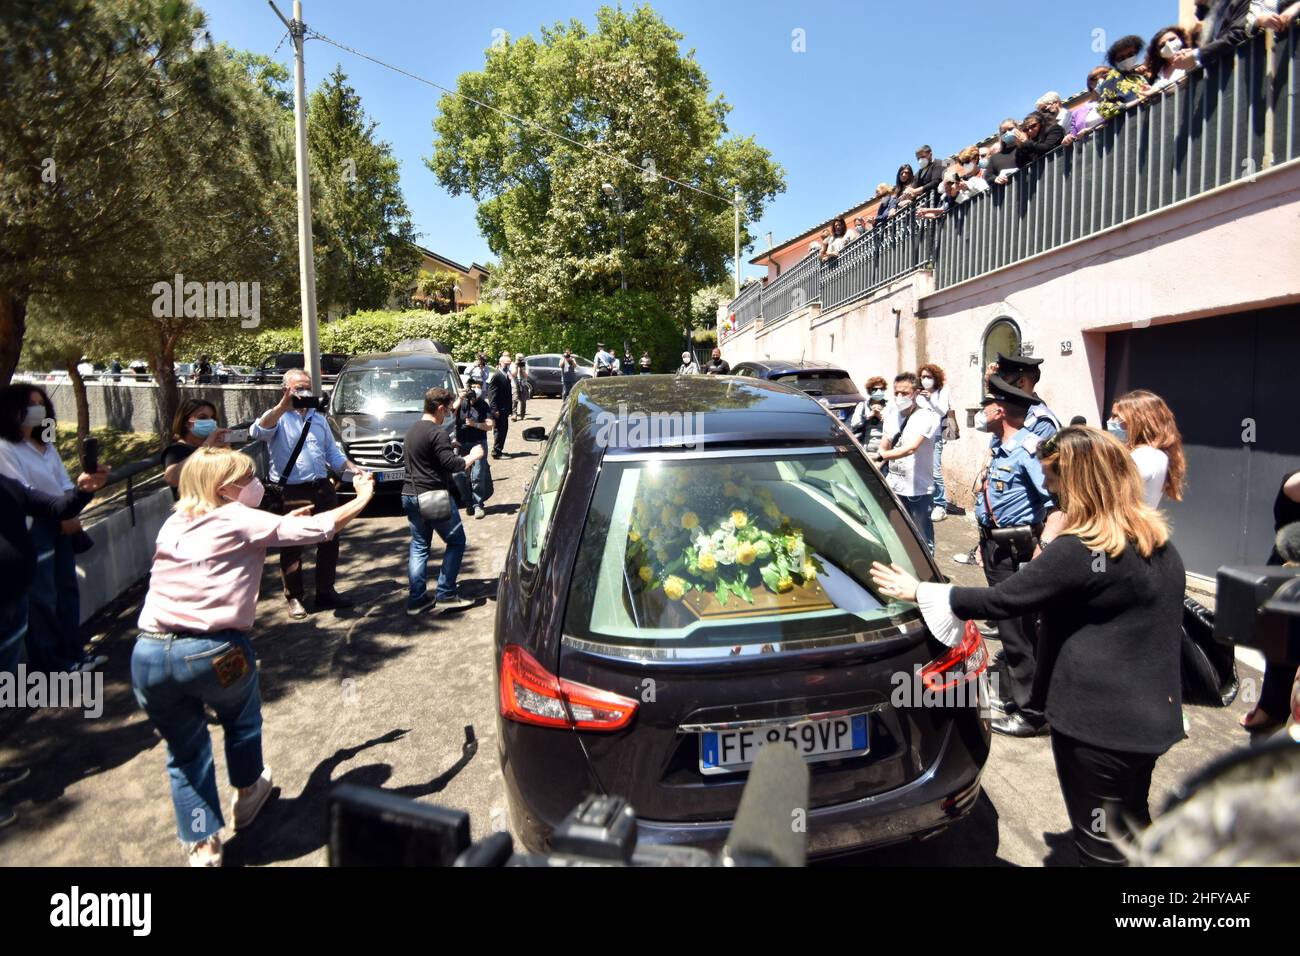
[986,352,1061,442]
[594,342,618,377]
[972,375,1058,737]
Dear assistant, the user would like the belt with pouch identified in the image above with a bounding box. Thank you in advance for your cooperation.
[138,629,249,641]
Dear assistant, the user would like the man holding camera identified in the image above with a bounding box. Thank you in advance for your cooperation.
[454,381,494,519]
[251,369,366,619]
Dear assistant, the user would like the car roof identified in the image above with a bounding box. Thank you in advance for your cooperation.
[340,352,458,371]
[569,376,844,450]
[739,359,849,375]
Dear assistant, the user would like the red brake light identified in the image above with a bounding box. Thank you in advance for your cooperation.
[920,620,989,693]
[499,644,638,732]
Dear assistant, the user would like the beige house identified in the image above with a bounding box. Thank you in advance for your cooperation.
[400,244,491,312]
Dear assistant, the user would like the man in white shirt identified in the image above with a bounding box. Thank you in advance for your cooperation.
[877,372,941,556]
[594,343,618,377]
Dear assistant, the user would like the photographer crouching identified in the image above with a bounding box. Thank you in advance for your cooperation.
[132,447,375,866]
[250,369,368,619]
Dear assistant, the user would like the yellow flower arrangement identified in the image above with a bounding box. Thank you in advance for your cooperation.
[638,565,653,583]
[736,542,758,565]
[698,552,717,573]
[731,510,748,529]
[776,576,794,593]
[681,511,700,530]
[663,576,687,601]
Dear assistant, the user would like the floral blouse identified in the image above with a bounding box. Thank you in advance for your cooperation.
[1097,69,1150,120]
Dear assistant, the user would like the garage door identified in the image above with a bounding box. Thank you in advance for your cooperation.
[1105,304,1300,577]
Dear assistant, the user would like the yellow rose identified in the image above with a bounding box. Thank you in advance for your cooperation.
[731,510,748,529]
[663,576,686,601]
[681,511,699,530]
[638,566,653,583]
[628,530,641,543]
[660,506,676,526]
[802,560,818,580]
[736,542,758,565]
[697,552,717,573]
[776,576,794,593]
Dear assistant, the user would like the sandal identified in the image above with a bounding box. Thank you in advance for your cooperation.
[1239,707,1284,734]
[187,834,222,867]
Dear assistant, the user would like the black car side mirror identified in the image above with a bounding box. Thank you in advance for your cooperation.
[523,426,547,442]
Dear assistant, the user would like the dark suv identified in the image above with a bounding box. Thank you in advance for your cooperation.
[250,351,351,385]
[325,351,465,493]
[494,376,990,857]
[730,360,865,427]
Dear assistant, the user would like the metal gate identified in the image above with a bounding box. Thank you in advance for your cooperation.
[1104,304,1300,576]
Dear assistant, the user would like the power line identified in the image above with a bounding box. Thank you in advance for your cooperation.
[304,26,740,209]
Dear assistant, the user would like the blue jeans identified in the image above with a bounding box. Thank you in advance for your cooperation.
[466,437,490,508]
[899,493,935,556]
[401,494,467,604]
[28,518,82,671]
[932,437,949,510]
[0,599,27,678]
[130,629,263,842]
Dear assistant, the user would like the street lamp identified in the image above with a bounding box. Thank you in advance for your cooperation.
[602,182,626,292]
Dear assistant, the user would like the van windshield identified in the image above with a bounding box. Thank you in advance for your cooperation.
[332,368,456,415]
[563,447,930,646]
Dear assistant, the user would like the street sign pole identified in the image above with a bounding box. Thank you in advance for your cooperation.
[272,0,322,392]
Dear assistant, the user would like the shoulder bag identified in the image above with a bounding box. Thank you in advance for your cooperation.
[261,412,313,516]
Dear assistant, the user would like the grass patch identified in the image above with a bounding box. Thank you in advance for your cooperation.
[55,424,161,476]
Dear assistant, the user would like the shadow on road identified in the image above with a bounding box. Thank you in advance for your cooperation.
[819,790,1008,866]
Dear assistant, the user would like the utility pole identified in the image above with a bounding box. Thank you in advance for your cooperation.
[271,0,322,392]
[734,189,741,299]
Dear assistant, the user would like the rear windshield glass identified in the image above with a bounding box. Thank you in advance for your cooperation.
[332,368,455,415]
[563,448,930,646]
[771,372,858,397]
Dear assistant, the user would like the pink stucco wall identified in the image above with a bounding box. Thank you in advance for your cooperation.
[722,161,1300,507]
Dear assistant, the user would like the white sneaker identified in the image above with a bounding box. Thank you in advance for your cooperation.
[232,768,274,830]
[952,548,978,565]
[930,506,947,523]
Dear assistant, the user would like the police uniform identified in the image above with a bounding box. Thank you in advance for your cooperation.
[975,376,1056,727]
[995,352,1060,442]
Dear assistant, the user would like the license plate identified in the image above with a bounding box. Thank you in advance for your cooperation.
[699,715,868,775]
[373,468,405,483]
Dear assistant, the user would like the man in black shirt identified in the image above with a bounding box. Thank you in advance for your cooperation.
[987,118,1020,185]
[620,349,637,376]
[902,144,945,204]
[704,347,730,375]
[485,357,513,458]
[454,383,493,519]
[401,387,484,616]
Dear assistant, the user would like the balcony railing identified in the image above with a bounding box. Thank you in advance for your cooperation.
[727,29,1300,327]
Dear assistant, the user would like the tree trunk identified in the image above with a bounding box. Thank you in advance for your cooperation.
[65,357,91,466]
[0,292,28,387]
[152,330,180,449]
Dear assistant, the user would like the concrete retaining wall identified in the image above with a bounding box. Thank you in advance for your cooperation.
[30,381,283,436]
[77,487,174,625]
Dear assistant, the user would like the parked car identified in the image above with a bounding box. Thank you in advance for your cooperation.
[326,351,465,494]
[494,375,990,858]
[730,360,866,427]
[524,353,594,397]
[250,351,351,385]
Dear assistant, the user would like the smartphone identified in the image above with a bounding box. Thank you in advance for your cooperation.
[82,437,100,474]
[225,427,250,443]
[292,394,322,410]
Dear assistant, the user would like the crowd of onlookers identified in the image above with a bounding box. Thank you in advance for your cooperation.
[806,3,1299,259]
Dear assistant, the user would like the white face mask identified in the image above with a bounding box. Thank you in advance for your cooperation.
[1161,38,1183,58]
[895,395,914,412]
[920,377,935,391]
[23,405,46,429]
[1117,54,1142,72]
[226,477,265,509]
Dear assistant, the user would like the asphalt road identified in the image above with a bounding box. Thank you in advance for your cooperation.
[0,396,1264,866]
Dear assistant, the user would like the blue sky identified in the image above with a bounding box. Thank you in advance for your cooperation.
[205,0,1180,281]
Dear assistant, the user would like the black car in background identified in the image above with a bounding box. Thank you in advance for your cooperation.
[730,360,865,428]
[250,351,351,385]
[494,376,990,857]
[524,353,595,396]
[325,351,464,494]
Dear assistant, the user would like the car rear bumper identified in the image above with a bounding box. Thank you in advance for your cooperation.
[507,709,989,858]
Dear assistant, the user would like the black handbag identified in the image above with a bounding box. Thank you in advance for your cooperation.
[1180,597,1239,707]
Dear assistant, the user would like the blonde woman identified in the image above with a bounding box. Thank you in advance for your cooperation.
[132,448,374,866]
[1108,389,1186,508]
[872,427,1185,866]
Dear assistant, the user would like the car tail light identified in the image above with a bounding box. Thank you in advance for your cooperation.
[499,644,637,732]
[920,620,989,693]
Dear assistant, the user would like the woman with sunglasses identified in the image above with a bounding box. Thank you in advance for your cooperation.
[872,426,1186,866]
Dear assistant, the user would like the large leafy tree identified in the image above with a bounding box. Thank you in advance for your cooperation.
[427,5,785,320]
[309,66,421,316]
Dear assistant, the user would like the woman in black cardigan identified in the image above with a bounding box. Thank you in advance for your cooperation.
[872,426,1186,866]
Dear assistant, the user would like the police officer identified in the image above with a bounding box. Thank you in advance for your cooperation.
[986,352,1060,441]
[975,376,1056,737]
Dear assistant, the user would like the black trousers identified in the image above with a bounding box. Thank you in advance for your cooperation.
[279,480,339,600]
[1260,656,1299,718]
[979,533,1041,715]
[1050,730,1157,867]
[491,409,509,454]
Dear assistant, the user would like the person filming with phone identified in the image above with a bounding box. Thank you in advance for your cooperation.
[249,369,367,620]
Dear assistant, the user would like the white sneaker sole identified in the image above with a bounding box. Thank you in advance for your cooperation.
[233,770,274,830]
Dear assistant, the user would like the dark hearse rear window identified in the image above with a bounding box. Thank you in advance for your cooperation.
[562,448,929,645]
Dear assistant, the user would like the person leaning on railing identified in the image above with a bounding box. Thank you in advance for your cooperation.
[1011,110,1065,168]
[131,447,375,866]
[163,398,231,493]
[1062,67,1110,146]
[1141,25,1195,98]
[1097,35,1152,121]
[871,426,1187,867]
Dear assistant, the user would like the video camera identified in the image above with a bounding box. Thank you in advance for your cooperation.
[327,742,811,867]
[1215,566,1300,662]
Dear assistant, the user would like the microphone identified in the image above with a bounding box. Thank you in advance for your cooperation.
[721,742,811,867]
[1276,521,1300,566]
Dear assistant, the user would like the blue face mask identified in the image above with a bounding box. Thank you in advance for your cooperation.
[978,157,989,169]
[191,418,218,438]
[1107,419,1129,443]
[1002,130,1017,146]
